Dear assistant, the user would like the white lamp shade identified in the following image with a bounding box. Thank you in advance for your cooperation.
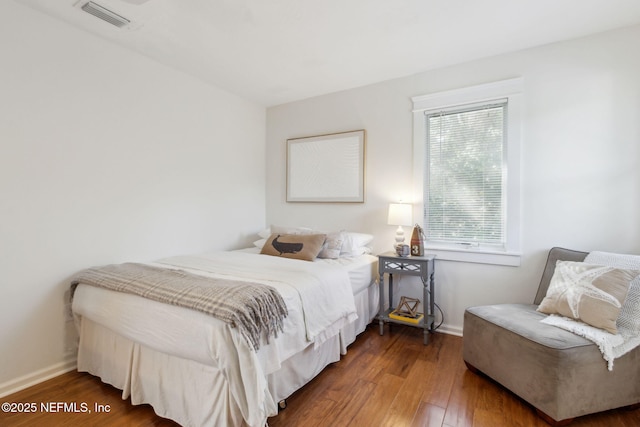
[387,203,412,226]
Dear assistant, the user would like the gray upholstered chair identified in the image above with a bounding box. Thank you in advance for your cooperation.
[463,247,640,425]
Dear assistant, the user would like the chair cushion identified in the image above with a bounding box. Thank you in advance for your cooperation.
[465,303,593,350]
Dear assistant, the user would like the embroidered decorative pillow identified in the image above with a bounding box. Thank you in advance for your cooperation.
[260,233,326,261]
[538,261,640,334]
[317,231,346,259]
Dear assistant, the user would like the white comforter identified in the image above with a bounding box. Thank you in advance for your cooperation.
[72,251,358,426]
[157,251,359,350]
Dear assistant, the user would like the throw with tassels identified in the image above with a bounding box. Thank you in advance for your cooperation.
[70,262,288,351]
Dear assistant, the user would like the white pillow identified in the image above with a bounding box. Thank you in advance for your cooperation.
[270,225,314,235]
[347,232,374,246]
[253,238,267,249]
[340,232,374,256]
[585,251,640,335]
[257,228,271,239]
[258,225,314,241]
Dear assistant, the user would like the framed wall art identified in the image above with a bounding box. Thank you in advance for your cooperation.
[286,130,365,203]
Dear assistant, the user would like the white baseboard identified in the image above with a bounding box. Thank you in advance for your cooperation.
[0,357,77,398]
[435,323,463,337]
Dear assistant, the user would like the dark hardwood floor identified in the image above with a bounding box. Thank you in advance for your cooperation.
[1,323,638,426]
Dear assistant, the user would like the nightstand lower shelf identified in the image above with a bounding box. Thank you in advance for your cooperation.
[378,309,435,344]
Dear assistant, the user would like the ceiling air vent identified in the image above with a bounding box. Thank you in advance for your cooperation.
[80,1,131,28]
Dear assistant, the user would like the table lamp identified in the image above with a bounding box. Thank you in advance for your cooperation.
[387,203,412,248]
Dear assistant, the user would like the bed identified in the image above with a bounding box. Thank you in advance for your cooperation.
[70,231,378,427]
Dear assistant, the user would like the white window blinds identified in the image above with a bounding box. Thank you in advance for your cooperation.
[425,101,506,246]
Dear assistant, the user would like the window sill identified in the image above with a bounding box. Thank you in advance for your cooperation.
[424,245,521,267]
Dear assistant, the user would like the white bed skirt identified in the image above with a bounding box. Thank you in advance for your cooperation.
[76,279,379,427]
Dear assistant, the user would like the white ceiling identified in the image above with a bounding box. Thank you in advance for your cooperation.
[17,0,640,106]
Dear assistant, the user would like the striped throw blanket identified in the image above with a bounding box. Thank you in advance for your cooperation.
[70,262,288,351]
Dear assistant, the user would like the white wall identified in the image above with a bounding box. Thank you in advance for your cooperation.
[266,25,640,335]
[0,2,266,395]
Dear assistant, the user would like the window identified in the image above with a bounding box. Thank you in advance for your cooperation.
[426,101,506,245]
[412,78,522,266]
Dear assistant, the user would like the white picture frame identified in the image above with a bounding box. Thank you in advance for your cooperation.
[286,130,365,203]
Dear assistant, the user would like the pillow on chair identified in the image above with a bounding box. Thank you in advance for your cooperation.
[585,251,640,335]
[537,261,640,334]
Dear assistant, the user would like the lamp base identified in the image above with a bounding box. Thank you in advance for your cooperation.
[394,225,405,247]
